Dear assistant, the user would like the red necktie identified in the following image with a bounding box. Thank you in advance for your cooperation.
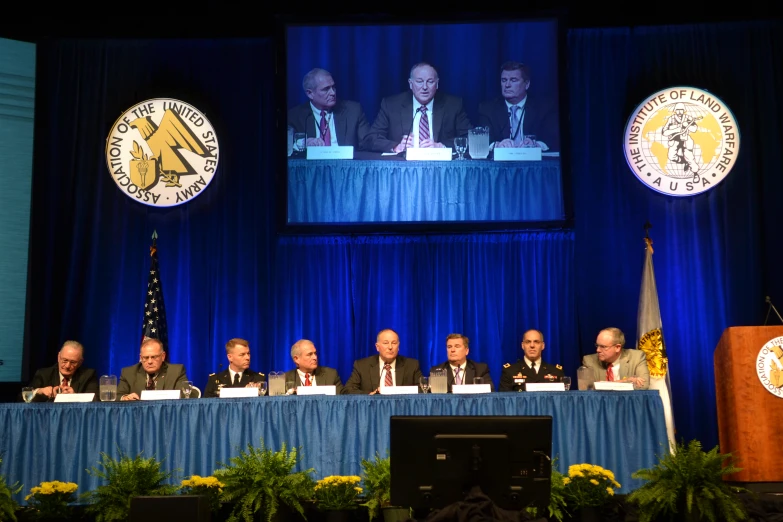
[319,110,331,146]
[146,375,156,390]
[384,364,393,386]
[606,365,615,382]
[419,107,430,144]
[304,373,311,386]
[61,378,69,388]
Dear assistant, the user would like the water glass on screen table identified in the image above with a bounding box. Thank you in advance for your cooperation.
[22,387,34,403]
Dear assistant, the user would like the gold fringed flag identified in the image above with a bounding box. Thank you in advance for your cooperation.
[636,230,676,451]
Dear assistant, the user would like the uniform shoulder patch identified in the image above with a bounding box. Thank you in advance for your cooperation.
[503,363,511,368]
[556,364,563,370]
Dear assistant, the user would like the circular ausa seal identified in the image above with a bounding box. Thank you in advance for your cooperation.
[105,98,219,207]
[623,87,739,197]
[756,337,783,399]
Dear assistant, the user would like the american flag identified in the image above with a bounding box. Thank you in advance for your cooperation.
[141,231,168,350]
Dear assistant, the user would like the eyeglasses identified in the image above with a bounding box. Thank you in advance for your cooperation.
[140,354,163,362]
[594,343,618,350]
[59,358,81,366]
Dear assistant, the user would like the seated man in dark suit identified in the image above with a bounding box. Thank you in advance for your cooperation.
[582,327,649,389]
[478,61,559,152]
[367,62,472,153]
[26,340,98,401]
[283,339,344,395]
[500,329,564,391]
[343,328,422,394]
[118,337,189,400]
[430,333,494,392]
[288,68,371,149]
[203,338,265,398]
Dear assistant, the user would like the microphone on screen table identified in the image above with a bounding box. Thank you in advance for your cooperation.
[400,106,424,159]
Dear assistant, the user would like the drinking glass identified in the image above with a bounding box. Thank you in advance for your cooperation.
[287,126,295,157]
[22,387,35,403]
[285,380,296,395]
[453,137,467,160]
[562,377,571,391]
[419,376,430,393]
[473,376,484,385]
[99,374,118,402]
[258,381,268,396]
[523,134,539,148]
[181,381,193,399]
[294,133,306,153]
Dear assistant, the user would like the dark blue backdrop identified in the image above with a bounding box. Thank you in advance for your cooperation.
[21,19,783,453]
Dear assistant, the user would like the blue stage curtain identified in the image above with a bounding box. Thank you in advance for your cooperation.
[273,232,576,388]
[569,21,783,450]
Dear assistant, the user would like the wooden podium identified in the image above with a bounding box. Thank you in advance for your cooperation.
[714,326,783,484]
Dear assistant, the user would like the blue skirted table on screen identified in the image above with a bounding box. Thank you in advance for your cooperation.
[0,392,666,502]
[287,158,564,223]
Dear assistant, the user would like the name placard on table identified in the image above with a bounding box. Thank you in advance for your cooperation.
[306,146,354,160]
[405,148,452,161]
[296,385,337,396]
[141,390,181,400]
[451,384,492,394]
[379,386,419,395]
[525,382,566,392]
[219,387,259,398]
[53,393,95,403]
[493,147,542,161]
[594,381,635,391]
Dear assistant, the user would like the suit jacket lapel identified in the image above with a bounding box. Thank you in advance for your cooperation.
[334,103,346,145]
[619,351,631,380]
[498,99,511,139]
[432,95,444,143]
[400,97,413,139]
[369,358,380,390]
[464,362,475,385]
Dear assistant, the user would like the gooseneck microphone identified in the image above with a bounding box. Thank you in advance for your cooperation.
[401,106,425,158]
[764,296,783,325]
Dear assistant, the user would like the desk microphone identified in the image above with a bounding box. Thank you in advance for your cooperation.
[400,106,424,159]
[764,296,783,325]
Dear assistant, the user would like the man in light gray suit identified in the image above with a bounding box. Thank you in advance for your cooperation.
[582,327,649,389]
[118,337,189,400]
[283,339,344,395]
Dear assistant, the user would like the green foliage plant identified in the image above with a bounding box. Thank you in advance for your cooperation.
[82,450,178,522]
[359,452,390,521]
[213,439,315,522]
[179,475,225,514]
[0,457,22,522]
[525,460,568,522]
[628,440,748,522]
[562,463,621,509]
[313,475,362,511]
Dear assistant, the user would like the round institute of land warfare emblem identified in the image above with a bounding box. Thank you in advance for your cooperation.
[756,337,783,399]
[105,98,219,207]
[623,87,739,197]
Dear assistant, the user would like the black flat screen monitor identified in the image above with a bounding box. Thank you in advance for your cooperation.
[389,415,553,512]
[278,15,568,232]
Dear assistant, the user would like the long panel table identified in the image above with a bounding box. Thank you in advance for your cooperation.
[287,157,564,223]
[0,392,667,502]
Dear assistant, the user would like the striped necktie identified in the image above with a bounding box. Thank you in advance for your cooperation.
[384,364,393,386]
[419,106,430,144]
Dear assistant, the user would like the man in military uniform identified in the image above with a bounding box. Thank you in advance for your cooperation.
[500,329,564,391]
[203,338,265,398]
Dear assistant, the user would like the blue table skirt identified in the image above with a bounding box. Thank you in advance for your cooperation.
[0,392,667,502]
[287,159,564,223]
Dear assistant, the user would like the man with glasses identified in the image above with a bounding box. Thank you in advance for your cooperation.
[582,327,649,389]
[500,329,564,391]
[367,62,472,153]
[343,328,422,394]
[26,340,99,401]
[118,337,189,400]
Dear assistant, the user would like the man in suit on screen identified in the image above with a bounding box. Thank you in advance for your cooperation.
[500,329,564,391]
[118,337,189,400]
[367,62,472,153]
[283,339,344,394]
[203,338,265,398]
[343,328,422,394]
[288,68,371,149]
[430,333,494,391]
[26,340,99,401]
[477,61,559,152]
[582,327,649,389]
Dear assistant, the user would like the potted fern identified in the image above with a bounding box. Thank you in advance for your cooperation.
[628,439,749,522]
[0,456,22,522]
[359,453,409,522]
[213,439,315,522]
[81,450,178,522]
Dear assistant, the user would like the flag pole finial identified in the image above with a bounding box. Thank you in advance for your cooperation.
[150,230,158,256]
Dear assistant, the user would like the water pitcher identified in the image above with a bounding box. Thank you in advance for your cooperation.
[468,126,490,159]
[576,365,595,391]
[430,367,448,394]
[268,372,286,396]
[99,374,117,401]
